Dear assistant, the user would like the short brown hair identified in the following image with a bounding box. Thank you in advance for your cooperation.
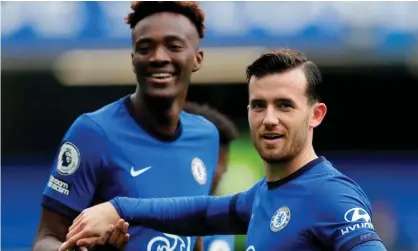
[184,102,239,146]
[246,48,322,104]
[125,1,206,39]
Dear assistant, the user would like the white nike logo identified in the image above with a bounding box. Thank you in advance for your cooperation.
[130,166,152,177]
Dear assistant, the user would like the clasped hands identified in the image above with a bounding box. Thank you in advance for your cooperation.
[59,202,129,251]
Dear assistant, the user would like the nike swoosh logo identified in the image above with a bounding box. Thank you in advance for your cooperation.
[130,166,152,177]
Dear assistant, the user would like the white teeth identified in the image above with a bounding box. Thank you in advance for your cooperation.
[264,134,282,139]
[151,73,172,78]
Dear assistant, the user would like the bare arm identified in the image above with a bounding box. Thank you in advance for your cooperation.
[32,207,72,251]
[193,237,204,251]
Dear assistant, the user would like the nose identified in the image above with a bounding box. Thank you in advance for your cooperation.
[149,46,170,67]
[263,106,279,129]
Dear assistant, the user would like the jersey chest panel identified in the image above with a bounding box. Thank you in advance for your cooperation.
[101,136,214,200]
[246,191,313,251]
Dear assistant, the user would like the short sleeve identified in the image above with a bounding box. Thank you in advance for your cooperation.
[204,235,234,251]
[42,115,108,219]
[311,177,382,251]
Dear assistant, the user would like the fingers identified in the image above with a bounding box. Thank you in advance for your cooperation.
[75,223,115,247]
[59,240,74,251]
[124,233,130,244]
[67,217,84,240]
[70,212,83,232]
[108,219,124,244]
[75,237,100,247]
[115,221,130,247]
[65,229,98,251]
[96,224,115,246]
[121,221,129,234]
[78,246,89,251]
[108,219,130,248]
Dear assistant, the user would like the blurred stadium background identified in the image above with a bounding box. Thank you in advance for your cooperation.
[2,1,418,251]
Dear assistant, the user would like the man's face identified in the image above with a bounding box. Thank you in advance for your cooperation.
[247,68,326,163]
[131,12,203,99]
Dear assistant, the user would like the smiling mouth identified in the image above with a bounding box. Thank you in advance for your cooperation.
[262,134,284,140]
[148,72,173,79]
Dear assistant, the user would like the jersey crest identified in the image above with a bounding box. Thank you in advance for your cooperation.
[191,157,207,185]
[270,206,291,232]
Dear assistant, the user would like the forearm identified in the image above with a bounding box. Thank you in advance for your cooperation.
[110,195,248,236]
[193,237,203,251]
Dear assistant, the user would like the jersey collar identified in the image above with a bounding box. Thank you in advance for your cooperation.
[267,156,326,190]
[123,96,183,142]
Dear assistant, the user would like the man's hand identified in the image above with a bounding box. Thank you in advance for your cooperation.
[78,219,130,250]
[106,219,130,249]
[59,202,121,251]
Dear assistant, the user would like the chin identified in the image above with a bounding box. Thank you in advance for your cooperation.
[143,88,178,100]
[258,148,290,164]
[261,155,288,164]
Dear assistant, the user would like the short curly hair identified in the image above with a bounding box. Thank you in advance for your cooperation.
[125,1,206,39]
[184,102,239,146]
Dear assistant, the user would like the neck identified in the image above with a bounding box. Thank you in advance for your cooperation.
[131,88,185,137]
[264,143,318,183]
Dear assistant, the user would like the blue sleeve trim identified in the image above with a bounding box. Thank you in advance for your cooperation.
[229,193,248,233]
[109,197,124,219]
[41,195,80,220]
[349,240,386,251]
[340,233,382,251]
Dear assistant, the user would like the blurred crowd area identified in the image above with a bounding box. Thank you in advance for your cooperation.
[2,1,418,251]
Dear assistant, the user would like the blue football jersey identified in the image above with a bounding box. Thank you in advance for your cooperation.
[42,96,219,251]
[203,235,234,251]
[233,157,382,251]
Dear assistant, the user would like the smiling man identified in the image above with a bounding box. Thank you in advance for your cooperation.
[32,2,221,251]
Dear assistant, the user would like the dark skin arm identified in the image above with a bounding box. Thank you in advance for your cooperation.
[193,237,204,251]
[32,207,74,251]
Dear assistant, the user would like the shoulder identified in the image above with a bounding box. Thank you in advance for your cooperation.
[67,97,126,138]
[82,98,126,128]
[309,160,383,251]
[313,162,370,206]
[65,114,105,140]
[181,111,219,139]
[238,178,266,204]
[310,161,372,220]
[62,99,126,156]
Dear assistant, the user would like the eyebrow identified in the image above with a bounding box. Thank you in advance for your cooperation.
[134,34,187,46]
[275,98,295,104]
[249,99,265,105]
[249,98,295,103]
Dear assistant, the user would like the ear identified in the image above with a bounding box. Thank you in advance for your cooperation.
[192,49,204,72]
[309,102,327,128]
[131,52,136,73]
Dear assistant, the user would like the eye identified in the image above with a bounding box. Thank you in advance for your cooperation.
[168,44,183,52]
[278,103,293,110]
[136,46,150,54]
[250,101,266,111]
